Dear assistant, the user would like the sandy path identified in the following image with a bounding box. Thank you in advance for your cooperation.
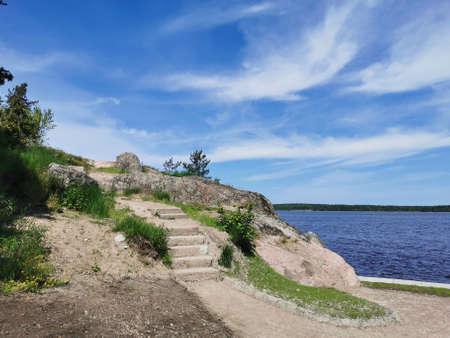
[189,279,450,338]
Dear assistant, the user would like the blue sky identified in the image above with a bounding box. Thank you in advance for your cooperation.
[2,0,450,205]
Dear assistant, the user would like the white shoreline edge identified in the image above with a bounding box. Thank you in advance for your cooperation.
[358,276,450,289]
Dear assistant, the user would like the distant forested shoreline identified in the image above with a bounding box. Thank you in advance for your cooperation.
[274,203,450,212]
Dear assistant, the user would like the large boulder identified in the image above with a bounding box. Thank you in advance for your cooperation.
[116,152,141,173]
[48,163,95,187]
[256,236,360,290]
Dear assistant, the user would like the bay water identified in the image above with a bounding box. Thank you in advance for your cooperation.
[278,210,450,284]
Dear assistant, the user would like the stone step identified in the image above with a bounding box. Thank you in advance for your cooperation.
[159,213,188,220]
[170,245,208,257]
[173,267,219,282]
[172,255,213,269]
[154,208,183,215]
[168,235,205,246]
[166,226,199,236]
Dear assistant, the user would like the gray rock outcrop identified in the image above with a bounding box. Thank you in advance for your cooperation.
[116,152,141,173]
[94,171,276,215]
[305,231,326,248]
[48,163,95,187]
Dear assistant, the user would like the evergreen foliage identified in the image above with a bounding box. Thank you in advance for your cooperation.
[0,67,13,86]
[183,149,211,177]
[163,157,182,174]
[0,83,55,146]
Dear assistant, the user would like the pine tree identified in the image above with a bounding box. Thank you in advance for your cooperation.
[0,83,55,146]
[183,150,211,177]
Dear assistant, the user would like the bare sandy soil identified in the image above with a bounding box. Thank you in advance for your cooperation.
[0,211,232,337]
[189,279,450,338]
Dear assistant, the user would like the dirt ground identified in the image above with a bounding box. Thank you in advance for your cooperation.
[190,279,450,338]
[0,278,232,337]
[0,210,232,337]
[2,200,449,337]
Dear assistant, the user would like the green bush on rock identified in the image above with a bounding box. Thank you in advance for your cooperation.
[218,202,256,256]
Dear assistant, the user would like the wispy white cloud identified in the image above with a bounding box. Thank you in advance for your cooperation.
[205,111,231,127]
[94,97,120,105]
[209,128,450,178]
[161,2,274,34]
[348,8,450,94]
[275,169,450,205]
[161,2,359,102]
[48,120,169,165]
[0,45,85,73]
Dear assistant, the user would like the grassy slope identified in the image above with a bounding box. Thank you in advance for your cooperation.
[141,196,224,231]
[0,142,92,295]
[361,281,450,297]
[244,256,389,320]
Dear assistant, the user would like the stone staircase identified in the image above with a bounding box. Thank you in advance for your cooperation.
[154,207,219,281]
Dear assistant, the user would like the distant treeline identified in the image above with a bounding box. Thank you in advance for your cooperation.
[273,203,450,212]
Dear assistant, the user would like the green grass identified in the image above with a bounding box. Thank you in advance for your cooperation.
[141,196,224,231]
[123,187,142,196]
[59,184,115,218]
[152,191,171,201]
[95,167,128,174]
[218,245,233,268]
[112,213,170,264]
[245,255,389,320]
[179,204,224,230]
[0,219,62,295]
[18,146,90,172]
[0,131,92,214]
[161,171,193,177]
[361,281,450,297]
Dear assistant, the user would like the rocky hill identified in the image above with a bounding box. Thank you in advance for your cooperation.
[48,152,360,290]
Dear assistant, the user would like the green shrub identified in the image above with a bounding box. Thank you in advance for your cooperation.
[218,202,256,255]
[113,215,168,259]
[60,184,114,218]
[153,190,171,201]
[218,245,233,268]
[123,187,142,196]
[0,128,92,218]
[0,220,48,281]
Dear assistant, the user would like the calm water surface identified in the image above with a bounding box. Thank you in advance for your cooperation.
[278,211,450,284]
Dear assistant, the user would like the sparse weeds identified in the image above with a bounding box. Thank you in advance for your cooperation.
[112,214,169,263]
[218,245,233,268]
[91,263,101,273]
[0,219,61,295]
[123,187,142,196]
[152,191,171,201]
[141,196,223,230]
